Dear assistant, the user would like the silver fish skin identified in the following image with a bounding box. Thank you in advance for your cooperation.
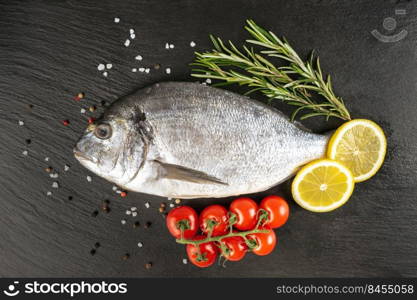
[74,82,329,199]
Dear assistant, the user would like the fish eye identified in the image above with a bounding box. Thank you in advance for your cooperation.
[94,123,112,139]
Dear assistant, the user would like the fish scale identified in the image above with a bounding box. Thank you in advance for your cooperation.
[74,82,329,199]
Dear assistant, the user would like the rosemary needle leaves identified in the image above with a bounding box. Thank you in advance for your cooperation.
[192,19,351,121]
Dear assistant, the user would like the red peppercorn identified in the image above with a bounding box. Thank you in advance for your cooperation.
[62,120,70,126]
[74,92,84,101]
[88,117,95,124]
[120,191,127,197]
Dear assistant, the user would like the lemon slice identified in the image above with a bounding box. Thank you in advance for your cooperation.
[327,119,387,182]
[292,159,355,212]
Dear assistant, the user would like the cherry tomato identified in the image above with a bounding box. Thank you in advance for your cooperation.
[166,206,198,239]
[247,227,277,256]
[221,236,247,261]
[186,235,218,268]
[260,195,289,228]
[199,205,228,236]
[229,197,258,231]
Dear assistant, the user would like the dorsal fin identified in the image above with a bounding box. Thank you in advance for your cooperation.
[293,120,312,133]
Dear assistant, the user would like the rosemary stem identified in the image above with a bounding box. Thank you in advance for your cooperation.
[191,19,351,122]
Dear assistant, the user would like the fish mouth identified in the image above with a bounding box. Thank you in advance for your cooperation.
[73,148,98,163]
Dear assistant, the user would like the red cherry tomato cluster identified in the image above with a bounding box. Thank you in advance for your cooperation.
[166,195,289,268]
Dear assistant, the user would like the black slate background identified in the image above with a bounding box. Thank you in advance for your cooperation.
[0,0,417,277]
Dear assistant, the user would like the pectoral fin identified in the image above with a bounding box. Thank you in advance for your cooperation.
[156,161,228,185]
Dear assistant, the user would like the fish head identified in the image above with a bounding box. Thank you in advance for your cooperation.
[74,114,147,186]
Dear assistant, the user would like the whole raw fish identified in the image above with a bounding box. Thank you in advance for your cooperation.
[74,82,329,198]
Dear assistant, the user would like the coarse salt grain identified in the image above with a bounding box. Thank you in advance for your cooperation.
[64,165,70,171]
[126,210,132,215]
[165,68,171,74]
[135,55,142,61]
[86,175,92,182]
[18,120,24,126]
[124,39,130,47]
[121,219,126,225]
[106,63,113,69]
[169,203,174,208]
[97,64,105,71]
[137,242,143,248]
[190,41,196,47]
[22,150,28,156]
[169,44,174,49]
[114,17,120,23]
[129,29,135,34]
[46,191,52,196]
[80,108,86,114]
[112,186,118,191]
[145,202,150,208]
[52,182,59,188]
[132,68,137,72]
[132,212,137,217]
[165,43,170,49]
[182,258,188,264]
[131,207,137,211]
[44,157,49,161]
[206,78,212,84]
[138,67,145,72]
[130,33,136,39]
[145,68,150,73]
[103,72,108,77]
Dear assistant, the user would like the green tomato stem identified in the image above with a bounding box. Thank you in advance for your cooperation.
[175,228,269,245]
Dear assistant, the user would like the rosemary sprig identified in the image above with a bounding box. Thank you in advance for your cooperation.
[192,20,351,121]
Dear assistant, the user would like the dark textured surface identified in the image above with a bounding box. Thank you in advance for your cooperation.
[0,0,416,277]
